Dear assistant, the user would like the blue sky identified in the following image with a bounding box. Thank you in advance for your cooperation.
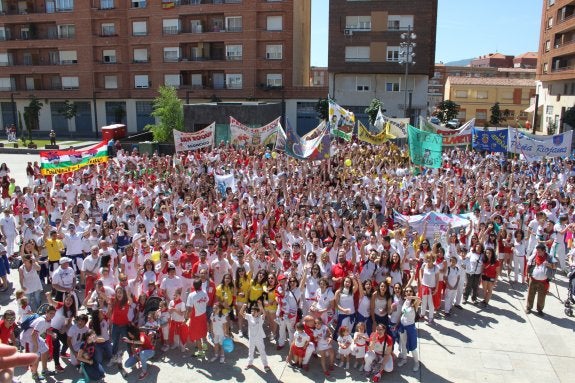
[310,0,542,66]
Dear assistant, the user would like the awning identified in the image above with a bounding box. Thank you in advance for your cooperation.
[524,104,535,113]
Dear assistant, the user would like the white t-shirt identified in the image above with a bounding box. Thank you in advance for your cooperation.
[245,313,266,340]
[186,289,208,317]
[293,330,310,348]
[211,314,227,336]
[160,276,183,301]
[169,300,186,322]
[314,288,334,311]
[210,258,231,285]
[67,324,89,351]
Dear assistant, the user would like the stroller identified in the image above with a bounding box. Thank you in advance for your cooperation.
[140,296,163,354]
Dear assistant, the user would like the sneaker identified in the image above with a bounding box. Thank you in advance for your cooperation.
[525,307,532,314]
[138,371,149,380]
[55,365,65,373]
[220,356,225,363]
[161,345,169,352]
[245,364,254,370]
[210,355,218,362]
[336,361,343,368]
[32,373,45,381]
[201,343,208,351]
[444,312,451,317]
[397,358,407,367]
[264,366,271,372]
[413,362,420,372]
[536,310,545,317]
[454,304,463,309]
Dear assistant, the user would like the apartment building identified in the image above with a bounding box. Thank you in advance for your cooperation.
[0,0,319,135]
[328,0,438,124]
[537,0,575,133]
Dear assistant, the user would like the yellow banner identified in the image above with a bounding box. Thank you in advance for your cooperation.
[358,121,395,145]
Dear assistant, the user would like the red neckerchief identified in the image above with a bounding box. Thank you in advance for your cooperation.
[535,252,546,266]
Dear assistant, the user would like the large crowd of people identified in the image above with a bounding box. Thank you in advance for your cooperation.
[0,140,574,383]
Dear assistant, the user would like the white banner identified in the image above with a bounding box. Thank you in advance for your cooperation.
[251,117,281,146]
[421,117,475,146]
[214,173,237,196]
[229,116,252,146]
[274,122,287,151]
[375,109,407,138]
[173,123,215,152]
[507,128,573,160]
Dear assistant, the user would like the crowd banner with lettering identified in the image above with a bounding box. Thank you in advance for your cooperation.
[471,127,508,152]
[274,122,287,151]
[328,100,354,141]
[40,142,108,175]
[394,211,472,238]
[357,120,395,145]
[229,116,252,146]
[419,117,475,147]
[407,125,443,168]
[214,172,237,196]
[285,119,331,160]
[507,128,573,160]
[173,123,215,152]
[376,108,407,138]
[251,117,281,146]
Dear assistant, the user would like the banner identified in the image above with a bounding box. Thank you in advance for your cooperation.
[328,100,354,141]
[407,125,443,168]
[229,116,252,146]
[40,142,108,175]
[285,119,331,160]
[471,127,508,152]
[173,123,215,152]
[274,122,287,151]
[251,117,280,146]
[507,128,573,159]
[375,109,407,138]
[419,117,474,146]
[357,120,395,145]
[394,211,472,238]
[214,173,237,196]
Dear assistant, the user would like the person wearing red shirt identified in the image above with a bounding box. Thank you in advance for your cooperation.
[331,246,357,292]
[109,286,132,364]
[0,310,17,345]
[300,315,316,371]
[123,325,155,380]
[364,324,394,381]
[179,243,199,270]
[481,248,500,307]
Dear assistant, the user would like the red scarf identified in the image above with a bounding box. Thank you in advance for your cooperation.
[535,252,547,266]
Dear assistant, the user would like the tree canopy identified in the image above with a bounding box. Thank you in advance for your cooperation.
[146,86,184,143]
[434,100,460,124]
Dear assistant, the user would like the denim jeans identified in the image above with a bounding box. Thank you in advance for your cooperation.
[111,324,128,356]
[94,340,113,365]
[125,349,155,372]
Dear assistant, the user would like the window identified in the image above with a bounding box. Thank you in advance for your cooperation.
[476,110,487,120]
[266,74,282,87]
[519,111,528,119]
[0,53,10,66]
[133,48,148,63]
[548,0,555,6]
[59,50,77,64]
[267,16,283,31]
[546,105,554,115]
[225,16,242,32]
[135,74,149,88]
[58,24,75,39]
[20,27,30,40]
[163,19,180,34]
[0,77,13,90]
[226,74,242,89]
[103,49,116,63]
[266,44,282,59]
[387,15,414,31]
[501,92,513,100]
[132,21,147,36]
[345,46,370,62]
[131,0,146,8]
[226,45,243,60]
[191,74,203,88]
[0,27,6,41]
[476,90,488,99]
[62,76,79,89]
[356,76,370,91]
[100,0,114,9]
[386,82,400,92]
[386,46,400,62]
[26,77,35,91]
[101,23,116,36]
[56,0,74,11]
[104,75,118,89]
[164,74,181,88]
[455,90,468,98]
[345,16,371,30]
[543,62,548,73]
[163,47,180,62]
[547,17,553,28]
[545,40,550,52]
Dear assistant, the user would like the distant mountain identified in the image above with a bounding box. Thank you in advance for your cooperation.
[444,58,474,67]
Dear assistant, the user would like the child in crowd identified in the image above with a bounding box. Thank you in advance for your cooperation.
[168,289,188,352]
[144,311,158,329]
[76,330,106,382]
[16,291,33,324]
[313,317,334,376]
[68,314,90,367]
[210,302,229,363]
[443,257,461,316]
[240,300,269,371]
[157,300,170,352]
[336,326,353,369]
[289,322,309,368]
[351,321,368,370]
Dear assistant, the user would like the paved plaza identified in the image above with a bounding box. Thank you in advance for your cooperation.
[0,153,574,383]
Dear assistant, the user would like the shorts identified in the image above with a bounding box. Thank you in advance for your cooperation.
[481,276,496,283]
[338,346,352,356]
[290,344,306,358]
[24,338,49,355]
[213,334,224,345]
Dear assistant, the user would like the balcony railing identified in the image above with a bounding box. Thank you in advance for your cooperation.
[551,65,575,72]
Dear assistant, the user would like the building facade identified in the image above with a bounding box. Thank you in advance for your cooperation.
[327,0,437,123]
[444,77,535,127]
[0,0,323,135]
[537,0,575,134]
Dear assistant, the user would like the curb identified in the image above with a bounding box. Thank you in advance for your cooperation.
[0,143,96,155]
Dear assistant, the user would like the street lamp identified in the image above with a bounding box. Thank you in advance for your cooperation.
[10,92,19,134]
[399,26,416,122]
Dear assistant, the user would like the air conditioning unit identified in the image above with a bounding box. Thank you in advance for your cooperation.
[344,29,353,36]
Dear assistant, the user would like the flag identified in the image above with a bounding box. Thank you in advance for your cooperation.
[357,120,395,145]
[407,125,443,168]
[374,107,385,133]
[40,142,108,175]
[376,111,407,138]
[229,116,252,146]
[274,122,287,151]
[214,173,236,196]
[328,100,354,141]
[285,119,330,160]
[173,123,215,152]
[251,117,281,146]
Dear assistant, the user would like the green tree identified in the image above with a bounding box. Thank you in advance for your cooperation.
[364,99,384,126]
[58,100,77,131]
[435,100,460,124]
[489,102,505,126]
[145,86,183,143]
[562,105,575,130]
[23,95,43,143]
[315,98,329,121]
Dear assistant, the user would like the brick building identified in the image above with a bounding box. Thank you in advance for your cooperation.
[0,0,324,135]
[327,0,438,124]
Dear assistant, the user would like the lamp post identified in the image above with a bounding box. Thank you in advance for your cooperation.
[10,92,19,134]
[186,90,193,104]
[399,26,416,123]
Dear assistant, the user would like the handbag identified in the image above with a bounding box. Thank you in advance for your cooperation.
[290,290,303,321]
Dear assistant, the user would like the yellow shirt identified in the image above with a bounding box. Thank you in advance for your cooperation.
[216,285,234,315]
[45,238,64,262]
[248,282,264,302]
[235,277,251,304]
[263,285,277,312]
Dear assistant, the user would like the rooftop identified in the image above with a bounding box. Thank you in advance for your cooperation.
[447,77,536,87]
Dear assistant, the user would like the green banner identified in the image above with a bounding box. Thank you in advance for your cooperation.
[407,125,443,169]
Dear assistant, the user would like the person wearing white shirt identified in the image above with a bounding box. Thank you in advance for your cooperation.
[0,208,18,256]
[240,300,269,370]
[512,230,528,283]
[61,224,85,275]
[160,265,183,301]
[443,257,461,316]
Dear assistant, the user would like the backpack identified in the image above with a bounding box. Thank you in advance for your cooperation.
[20,313,40,332]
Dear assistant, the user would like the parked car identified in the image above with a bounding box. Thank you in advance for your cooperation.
[429,117,441,125]
[446,118,460,128]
